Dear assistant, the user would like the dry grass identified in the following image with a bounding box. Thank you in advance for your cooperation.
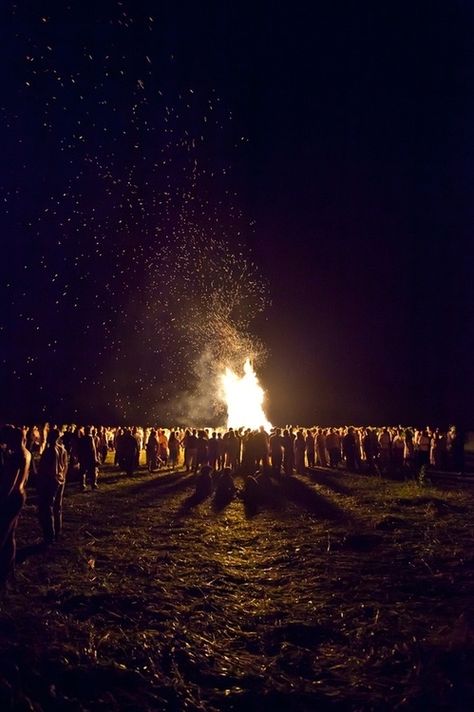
[1,462,473,711]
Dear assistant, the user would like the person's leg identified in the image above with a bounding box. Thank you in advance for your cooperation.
[0,525,16,587]
[53,483,65,540]
[38,484,55,543]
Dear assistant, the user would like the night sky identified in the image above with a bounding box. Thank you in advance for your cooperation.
[1,1,473,426]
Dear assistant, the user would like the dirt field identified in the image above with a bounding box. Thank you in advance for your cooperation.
[1,463,474,711]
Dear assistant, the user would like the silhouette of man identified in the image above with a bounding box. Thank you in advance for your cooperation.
[0,426,31,587]
[37,428,68,543]
[78,425,99,490]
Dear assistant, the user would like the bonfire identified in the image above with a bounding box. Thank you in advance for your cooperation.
[221,358,272,431]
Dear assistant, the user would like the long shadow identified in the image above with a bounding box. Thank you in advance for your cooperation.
[212,489,235,513]
[306,468,353,495]
[174,488,212,518]
[240,475,287,519]
[243,498,260,519]
[64,466,169,497]
[115,471,195,499]
[282,475,357,523]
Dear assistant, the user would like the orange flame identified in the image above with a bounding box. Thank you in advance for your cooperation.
[221,358,272,431]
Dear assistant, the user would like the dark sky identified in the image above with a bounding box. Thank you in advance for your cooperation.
[1,1,473,426]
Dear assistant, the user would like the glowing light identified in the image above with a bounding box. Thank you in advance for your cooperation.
[221,359,272,430]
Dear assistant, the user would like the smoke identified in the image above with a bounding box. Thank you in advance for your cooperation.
[157,348,223,426]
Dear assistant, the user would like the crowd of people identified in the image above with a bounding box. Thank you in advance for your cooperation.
[0,421,466,590]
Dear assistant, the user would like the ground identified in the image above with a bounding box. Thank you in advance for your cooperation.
[1,462,474,711]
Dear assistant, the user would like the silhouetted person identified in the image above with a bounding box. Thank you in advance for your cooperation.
[416,428,431,469]
[269,428,283,476]
[78,426,99,490]
[185,429,198,473]
[158,429,168,467]
[391,429,405,470]
[316,428,327,467]
[343,427,358,471]
[208,432,219,471]
[37,428,68,544]
[254,426,270,468]
[294,430,306,474]
[451,427,465,472]
[195,464,213,498]
[305,429,315,467]
[196,430,209,471]
[0,426,31,588]
[225,430,240,471]
[378,428,392,470]
[61,425,74,456]
[326,428,341,469]
[214,467,235,505]
[363,428,380,475]
[404,428,414,468]
[217,432,225,470]
[122,429,140,477]
[168,431,180,470]
[132,427,142,468]
[146,429,159,472]
[115,427,125,468]
[97,427,109,464]
[282,429,294,475]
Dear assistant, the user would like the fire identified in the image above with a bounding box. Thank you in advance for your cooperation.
[221,358,272,431]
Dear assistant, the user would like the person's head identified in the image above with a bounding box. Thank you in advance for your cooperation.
[200,464,213,478]
[47,428,61,445]
[0,425,23,450]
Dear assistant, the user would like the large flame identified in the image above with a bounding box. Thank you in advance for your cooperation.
[221,358,272,431]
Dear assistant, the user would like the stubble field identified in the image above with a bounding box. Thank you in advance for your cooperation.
[1,462,474,711]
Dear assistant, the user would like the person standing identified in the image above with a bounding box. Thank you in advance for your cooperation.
[146,429,159,472]
[326,428,341,469]
[37,429,68,544]
[78,426,99,490]
[269,428,283,476]
[254,426,270,469]
[282,429,295,475]
[316,428,327,467]
[294,430,306,474]
[168,431,180,470]
[122,429,140,477]
[208,432,219,472]
[378,428,392,470]
[305,428,315,468]
[416,428,432,469]
[196,430,209,471]
[391,429,405,470]
[342,427,358,471]
[0,426,31,588]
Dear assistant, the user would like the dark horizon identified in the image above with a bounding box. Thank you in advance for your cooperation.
[1,1,473,427]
